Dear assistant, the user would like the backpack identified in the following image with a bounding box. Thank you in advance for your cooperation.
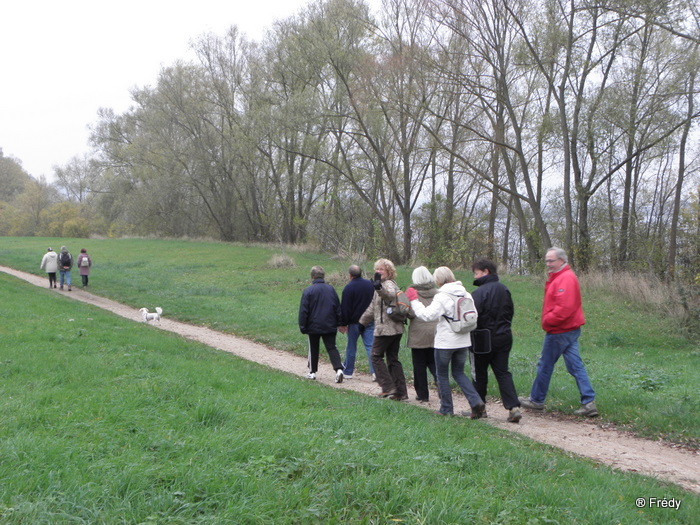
[59,252,71,268]
[443,292,478,334]
[386,290,412,323]
[80,256,90,267]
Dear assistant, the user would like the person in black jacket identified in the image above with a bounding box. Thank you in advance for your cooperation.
[338,265,376,379]
[298,266,345,383]
[470,258,522,423]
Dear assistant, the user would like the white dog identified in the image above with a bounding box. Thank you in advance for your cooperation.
[140,307,163,323]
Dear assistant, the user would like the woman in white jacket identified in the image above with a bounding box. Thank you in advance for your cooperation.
[406,266,486,418]
[39,247,59,288]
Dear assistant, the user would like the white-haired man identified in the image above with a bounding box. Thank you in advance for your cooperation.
[519,247,597,417]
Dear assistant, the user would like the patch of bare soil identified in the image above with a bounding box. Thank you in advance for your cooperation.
[4,265,699,494]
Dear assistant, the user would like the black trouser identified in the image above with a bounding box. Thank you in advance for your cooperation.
[411,347,436,400]
[471,334,520,410]
[81,274,89,287]
[371,334,407,397]
[306,333,343,373]
[47,273,56,287]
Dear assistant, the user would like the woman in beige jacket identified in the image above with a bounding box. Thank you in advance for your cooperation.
[406,266,439,402]
[359,258,408,400]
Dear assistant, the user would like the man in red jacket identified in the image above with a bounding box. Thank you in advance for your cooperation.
[519,247,598,417]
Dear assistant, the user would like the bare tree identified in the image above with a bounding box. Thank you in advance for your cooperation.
[53,153,99,203]
[668,43,699,278]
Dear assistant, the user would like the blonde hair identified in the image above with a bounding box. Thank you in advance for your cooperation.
[433,266,456,287]
[374,258,396,280]
[411,266,434,286]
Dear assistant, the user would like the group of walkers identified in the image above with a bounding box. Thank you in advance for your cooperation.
[34,240,596,421]
[298,247,597,422]
[39,245,93,290]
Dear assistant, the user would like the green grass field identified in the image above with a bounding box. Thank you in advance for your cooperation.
[1,237,698,523]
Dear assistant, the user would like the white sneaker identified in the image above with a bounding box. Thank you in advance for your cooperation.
[343,374,353,379]
[335,370,344,383]
[306,372,316,380]
[372,373,377,382]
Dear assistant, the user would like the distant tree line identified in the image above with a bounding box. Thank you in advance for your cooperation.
[1,0,699,280]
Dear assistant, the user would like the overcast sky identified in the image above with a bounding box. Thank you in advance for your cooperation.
[0,0,330,180]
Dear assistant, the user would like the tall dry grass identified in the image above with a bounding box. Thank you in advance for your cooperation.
[267,253,297,269]
[580,271,699,332]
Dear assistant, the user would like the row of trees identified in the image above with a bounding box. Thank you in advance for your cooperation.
[0,150,98,239]
[2,0,700,279]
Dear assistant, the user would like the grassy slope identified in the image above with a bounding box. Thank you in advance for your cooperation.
[0,272,697,523]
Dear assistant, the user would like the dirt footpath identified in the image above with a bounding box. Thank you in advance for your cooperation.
[3,265,699,494]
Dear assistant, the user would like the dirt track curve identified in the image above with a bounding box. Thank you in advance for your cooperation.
[2,265,699,494]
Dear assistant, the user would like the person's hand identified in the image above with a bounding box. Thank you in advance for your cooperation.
[373,272,382,290]
[358,323,366,334]
[338,326,347,334]
[405,287,418,301]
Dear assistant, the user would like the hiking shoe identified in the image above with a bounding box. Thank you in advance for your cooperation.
[335,369,344,383]
[574,401,598,417]
[519,396,544,410]
[305,372,316,380]
[460,408,488,418]
[470,403,487,419]
[389,393,409,401]
[507,408,522,423]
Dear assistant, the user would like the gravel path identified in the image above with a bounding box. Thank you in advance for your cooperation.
[3,265,698,494]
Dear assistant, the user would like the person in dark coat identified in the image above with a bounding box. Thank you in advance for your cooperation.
[470,258,521,423]
[339,265,376,379]
[298,265,345,383]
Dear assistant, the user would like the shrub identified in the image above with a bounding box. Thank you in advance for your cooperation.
[62,218,90,238]
[267,253,296,269]
[324,271,347,287]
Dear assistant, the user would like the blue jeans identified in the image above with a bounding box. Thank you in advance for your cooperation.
[343,322,375,376]
[59,270,71,287]
[435,347,483,415]
[529,328,595,405]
